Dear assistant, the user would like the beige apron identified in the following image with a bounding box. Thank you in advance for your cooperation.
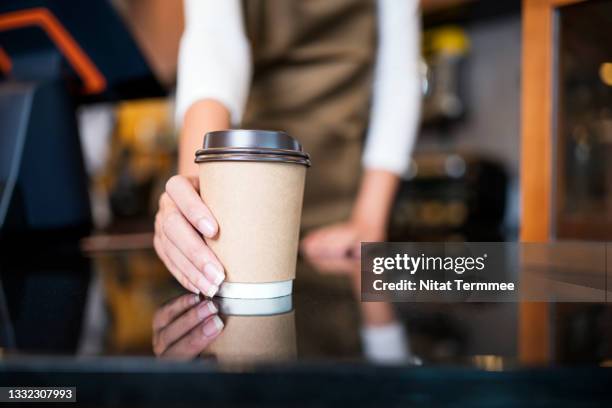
[241,0,376,231]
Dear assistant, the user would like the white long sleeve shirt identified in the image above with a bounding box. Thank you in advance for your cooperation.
[176,0,421,175]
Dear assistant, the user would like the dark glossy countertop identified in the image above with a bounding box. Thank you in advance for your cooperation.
[0,240,610,407]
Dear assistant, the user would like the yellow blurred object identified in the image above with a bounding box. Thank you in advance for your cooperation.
[473,355,505,371]
[423,26,470,56]
[97,252,180,353]
[599,62,612,86]
[115,99,173,149]
[101,98,177,218]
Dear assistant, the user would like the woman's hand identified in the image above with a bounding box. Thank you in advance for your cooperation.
[154,175,225,297]
[152,294,224,359]
[305,246,361,276]
[300,169,398,260]
[300,221,385,259]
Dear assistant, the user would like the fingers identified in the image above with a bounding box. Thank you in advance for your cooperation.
[154,234,200,294]
[301,226,356,259]
[153,293,200,331]
[183,175,200,190]
[161,211,224,295]
[161,233,220,297]
[161,205,223,279]
[161,182,225,287]
[302,229,331,257]
[166,175,218,238]
[300,229,324,257]
[153,299,219,357]
[327,230,357,257]
[307,254,359,275]
[160,315,224,360]
[154,176,225,297]
[349,241,362,258]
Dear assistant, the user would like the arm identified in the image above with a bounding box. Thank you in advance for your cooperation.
[175,0,251,175]
[356,0,421,231]
[351,169,400,239]
[178,99,230,176]
[301,0,421,258]
[154,0,251,296]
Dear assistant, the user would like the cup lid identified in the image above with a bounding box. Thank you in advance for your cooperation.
[195,130,311,167]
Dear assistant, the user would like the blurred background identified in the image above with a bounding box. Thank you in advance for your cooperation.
[1,0,522,240]
[0,0,610,367]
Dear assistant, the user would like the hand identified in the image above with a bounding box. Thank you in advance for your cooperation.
[154,175,225,297]
[300,220,386,259]
[301,169,398,260]
[306,252,360,276]
[152,293,224,359]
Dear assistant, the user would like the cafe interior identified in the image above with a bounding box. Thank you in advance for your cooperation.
[0,0,611,406]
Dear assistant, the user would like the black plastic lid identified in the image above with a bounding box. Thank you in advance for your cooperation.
[195,130,311,167]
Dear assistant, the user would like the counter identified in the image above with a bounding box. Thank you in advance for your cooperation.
[0,240,610,407]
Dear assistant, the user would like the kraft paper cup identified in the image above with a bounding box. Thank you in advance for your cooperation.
[195,130,310,299]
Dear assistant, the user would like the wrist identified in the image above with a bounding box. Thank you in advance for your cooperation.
[178,99,231,176]
[350,168,400,236]
[350,209,388,234]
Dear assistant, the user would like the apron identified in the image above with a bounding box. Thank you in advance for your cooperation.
[241,0,376,231]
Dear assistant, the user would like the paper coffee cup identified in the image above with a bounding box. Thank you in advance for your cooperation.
[195,130,310,298]
[205,296,296,363]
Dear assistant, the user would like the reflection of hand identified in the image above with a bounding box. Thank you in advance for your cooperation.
[300,221,385,259]
[152,293,224,359]
[154,175,225,297]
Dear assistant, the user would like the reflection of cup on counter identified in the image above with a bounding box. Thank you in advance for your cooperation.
[195,130,310,299]
[206,296,296,363]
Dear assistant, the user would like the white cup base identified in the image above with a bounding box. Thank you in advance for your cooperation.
[216,296,293,315]
[217,280,293,299]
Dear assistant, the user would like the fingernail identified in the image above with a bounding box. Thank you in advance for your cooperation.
[195,277,209,297]
[207,301,218,314]
[205,263,225,286]
[204,284,218,298]
[197,301,214,319]
[197,218,216,238]
[203,316,224,337]
[191,294,200,305]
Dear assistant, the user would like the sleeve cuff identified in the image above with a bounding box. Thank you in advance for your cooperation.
[360,321,412,363]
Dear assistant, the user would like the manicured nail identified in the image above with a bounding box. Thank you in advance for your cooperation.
[205,263,225,286]
[195,277,211,297]
[202,316,224,337]
[197,218,216,238]
[204,284,218,298]
[197,301,214,319]
[195,278,205,295]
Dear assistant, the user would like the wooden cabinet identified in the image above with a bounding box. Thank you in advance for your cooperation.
[520,0,595,364]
